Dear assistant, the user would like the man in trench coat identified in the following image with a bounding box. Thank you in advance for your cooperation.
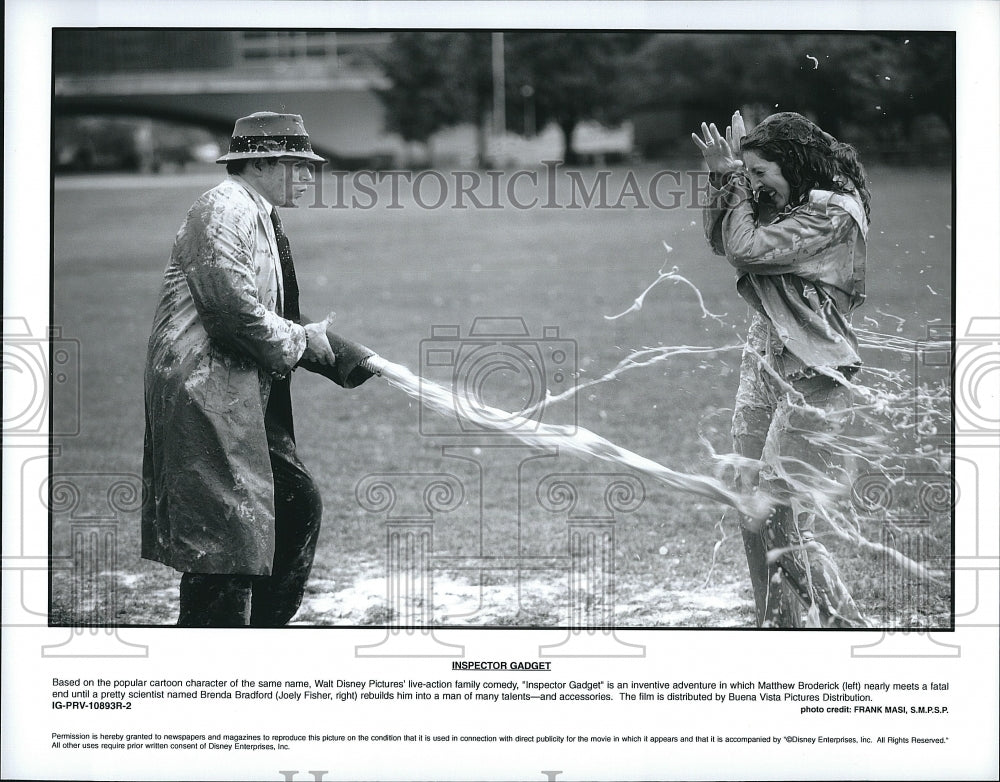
[141,111,369,627]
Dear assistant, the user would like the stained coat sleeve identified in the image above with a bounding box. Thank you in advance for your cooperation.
[177,194,306,375]
[713,176,857,276]
[702,172,735,257]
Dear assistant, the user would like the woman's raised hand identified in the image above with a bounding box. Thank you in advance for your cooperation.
[692,120,742,176]
[726,110,746,156]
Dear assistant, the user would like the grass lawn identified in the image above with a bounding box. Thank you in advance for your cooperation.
[49,161,953,628]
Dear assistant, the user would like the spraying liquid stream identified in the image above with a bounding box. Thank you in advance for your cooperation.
[361,356,775,521]
[352,258,948,594]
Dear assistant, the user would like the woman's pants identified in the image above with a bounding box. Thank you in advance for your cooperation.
[733,349,869,628]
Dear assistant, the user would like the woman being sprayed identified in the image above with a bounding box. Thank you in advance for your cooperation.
[693,111,872,628]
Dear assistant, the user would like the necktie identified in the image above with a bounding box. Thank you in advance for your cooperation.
[270,209,300,322]
[267,208,297,439]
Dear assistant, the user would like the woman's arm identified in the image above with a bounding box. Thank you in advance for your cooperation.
[703,170,749,256]
[695,113,747,256]
[720,178,858,274]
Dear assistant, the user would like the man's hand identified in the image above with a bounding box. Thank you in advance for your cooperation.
[302,311,337,366]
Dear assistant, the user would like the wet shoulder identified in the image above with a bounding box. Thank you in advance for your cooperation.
[185,180,258,236]
[806,189,866,234]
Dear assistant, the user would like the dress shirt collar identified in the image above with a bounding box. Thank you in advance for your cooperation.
[229,173,275,216]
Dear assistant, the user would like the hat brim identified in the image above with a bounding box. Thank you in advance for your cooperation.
[216,149,326,164]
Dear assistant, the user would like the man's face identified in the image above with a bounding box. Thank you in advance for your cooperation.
[254,157,314,207]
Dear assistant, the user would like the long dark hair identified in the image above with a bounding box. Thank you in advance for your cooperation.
[741,112,871,221]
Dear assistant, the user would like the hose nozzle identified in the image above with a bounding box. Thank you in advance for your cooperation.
[360,354,387,377]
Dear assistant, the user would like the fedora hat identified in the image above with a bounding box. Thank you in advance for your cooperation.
[216,111,326,163]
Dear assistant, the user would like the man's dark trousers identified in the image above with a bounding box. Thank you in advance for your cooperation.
[176,376,322,627]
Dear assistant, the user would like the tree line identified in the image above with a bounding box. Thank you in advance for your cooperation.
[376,32,954,164]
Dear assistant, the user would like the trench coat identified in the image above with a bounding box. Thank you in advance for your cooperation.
[141,176,307,575]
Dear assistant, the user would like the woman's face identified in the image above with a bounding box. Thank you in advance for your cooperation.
[742,150,791,211]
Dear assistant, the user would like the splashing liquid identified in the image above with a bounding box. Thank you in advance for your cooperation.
[592,260,949,593]
[361,356,775,522]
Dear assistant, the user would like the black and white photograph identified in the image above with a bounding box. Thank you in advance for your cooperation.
[3,2,998,781]
[47,28,955,631]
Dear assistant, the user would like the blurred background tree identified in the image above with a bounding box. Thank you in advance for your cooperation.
[375,33,475,155]
[376,32,495,165]
[502,32,651,163]
[624,32,954,162]
[377,32,651,165]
